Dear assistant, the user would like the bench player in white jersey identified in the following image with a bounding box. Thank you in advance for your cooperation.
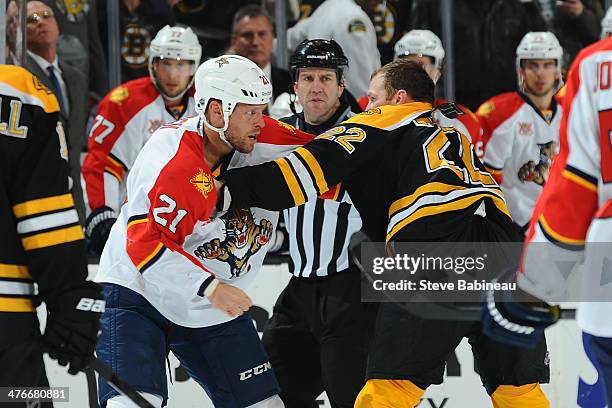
[82,25,201,255]
[477,32,564,233]
[482,36,612,405]
[94,55,308,408]
[392,29,484,157]
[602,6,612,39]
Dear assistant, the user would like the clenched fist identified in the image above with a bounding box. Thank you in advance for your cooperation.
[207,282,253,317]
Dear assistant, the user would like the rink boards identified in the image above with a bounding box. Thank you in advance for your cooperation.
[40,263,605,408]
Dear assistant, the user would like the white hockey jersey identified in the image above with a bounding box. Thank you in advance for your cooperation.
[519,38,612,336]
[477,92,562,227]
[95,116,314,327]
[82,77,196,214]
[287,0,381,97]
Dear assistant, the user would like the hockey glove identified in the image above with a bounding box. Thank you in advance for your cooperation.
[481,268,560,348]
[85,206,117,255]
[43,281,105,375]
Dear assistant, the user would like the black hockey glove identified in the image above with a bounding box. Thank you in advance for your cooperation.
[85,206,117,255]
[42,281,105,375]
[481,268,560,348]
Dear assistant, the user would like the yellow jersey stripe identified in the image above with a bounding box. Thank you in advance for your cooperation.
[0,65,60,113]
[539,215,585,245]
[104,166,123,182]
[127,217,148,230]
[386,193,508,242]
[21,225,84,250]
[343,102,432,130]
[137,242,165,271]
[562,170,597,192]
[388,182,469,217]
[294,148,329,194]
[13,194,74,219]
[107,155,127,171]
[274,158,306,206]
[332,184,342,201]
[0,297,35,312]
[0,264,31,279]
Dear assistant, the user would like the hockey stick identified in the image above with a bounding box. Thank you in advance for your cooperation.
[85,367,100,408]
[89,357,155,408]
[350,234,578,321]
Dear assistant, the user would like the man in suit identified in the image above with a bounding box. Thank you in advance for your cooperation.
[230,4,292,106]
[24,0,88,222]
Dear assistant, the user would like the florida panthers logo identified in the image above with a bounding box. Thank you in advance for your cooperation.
[194,209,273,278]
[517,140,558,186]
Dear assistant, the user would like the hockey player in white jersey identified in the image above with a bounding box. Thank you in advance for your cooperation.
[602,6,612,39]
[82,25,201,256]
[477,32,564,233]
[94,55,307,407]
[482,37,612,405]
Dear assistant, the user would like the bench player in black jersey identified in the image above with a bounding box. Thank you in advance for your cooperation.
[0,65,103,407]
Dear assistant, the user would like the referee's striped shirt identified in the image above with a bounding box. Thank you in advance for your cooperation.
[280,104,363,277]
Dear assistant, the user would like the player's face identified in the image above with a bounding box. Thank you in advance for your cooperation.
[294,68,343,125]
[400,55,440,83]
[26,2,59,49]
[153,59,193,98]
[226,103,267,153]
[366,73,393,110]
[231,15,274,69]
[520,59,558,97]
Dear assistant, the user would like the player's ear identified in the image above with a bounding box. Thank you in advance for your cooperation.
[338,78,345,97]
[394,89,410,105]
[207,100,224,127]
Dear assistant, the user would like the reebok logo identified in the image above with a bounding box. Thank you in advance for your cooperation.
[76,298,106,313]
[239,362,271,381]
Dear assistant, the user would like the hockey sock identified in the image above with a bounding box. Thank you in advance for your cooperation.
[490,383,549,408]
[354,379,425,408]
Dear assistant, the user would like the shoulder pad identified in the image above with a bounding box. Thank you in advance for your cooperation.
[109,86,129,104]
[0,65,60,113]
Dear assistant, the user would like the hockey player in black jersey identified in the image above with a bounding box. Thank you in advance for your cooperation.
[0,65,103,406]
[220,60,550,407]
[263,39,377,408]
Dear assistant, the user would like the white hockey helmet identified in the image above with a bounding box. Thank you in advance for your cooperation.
[148,25,202,100]
[394,29,445,70]
[602,7,612,39]
[194,55,272,145]
[515,31,563,92]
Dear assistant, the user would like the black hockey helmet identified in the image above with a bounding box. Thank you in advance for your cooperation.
[289,39,349,84]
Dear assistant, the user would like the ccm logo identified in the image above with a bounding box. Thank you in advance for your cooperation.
[239,362,272,381]
[76,298,106,313]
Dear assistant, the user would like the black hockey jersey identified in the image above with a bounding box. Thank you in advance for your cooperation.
[223,102,511,244]
[0,65,88,313]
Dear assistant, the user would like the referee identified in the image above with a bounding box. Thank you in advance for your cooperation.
[262,39,378,408]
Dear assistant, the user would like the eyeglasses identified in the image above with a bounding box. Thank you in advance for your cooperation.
[26,10,54,25]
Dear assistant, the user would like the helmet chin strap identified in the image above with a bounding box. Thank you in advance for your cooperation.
[200,113,234,149]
